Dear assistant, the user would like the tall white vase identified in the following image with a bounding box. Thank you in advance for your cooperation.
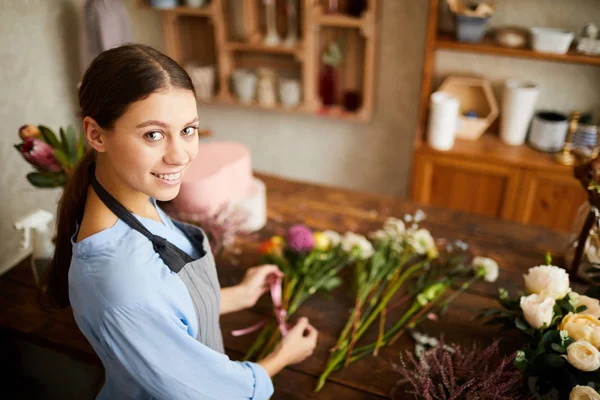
[263,0,281,47]
[500,79,539,146]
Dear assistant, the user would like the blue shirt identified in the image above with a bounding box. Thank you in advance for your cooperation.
[68,199,274,399]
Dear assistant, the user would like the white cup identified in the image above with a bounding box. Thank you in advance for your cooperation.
[279,78,301,108]
[528,111,569,152]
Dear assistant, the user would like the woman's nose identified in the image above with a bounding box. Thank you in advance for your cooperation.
[163,136,190,165]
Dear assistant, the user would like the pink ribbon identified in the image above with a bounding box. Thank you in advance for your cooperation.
[232,274,289,337]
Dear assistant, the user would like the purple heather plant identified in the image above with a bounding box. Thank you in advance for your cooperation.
[392,340,532,400]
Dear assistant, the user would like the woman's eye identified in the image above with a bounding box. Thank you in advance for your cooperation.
[182,126,198,136]
[145,131,164,142]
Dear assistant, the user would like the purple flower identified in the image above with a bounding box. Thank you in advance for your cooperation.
[286,224,315,253]
[20,138,61,172]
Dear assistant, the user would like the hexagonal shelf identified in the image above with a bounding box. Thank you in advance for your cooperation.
[438,76,499,140]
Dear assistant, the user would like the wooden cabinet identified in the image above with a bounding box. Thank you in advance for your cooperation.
[515,170,587,231]
[411,136,587,232]
[412,152,521,220]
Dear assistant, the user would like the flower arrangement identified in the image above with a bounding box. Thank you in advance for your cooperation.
[241,224,367,361]
[14,124,86,188]
[392,339,531,400]
[315,212,500,391]
[482,255,600,399]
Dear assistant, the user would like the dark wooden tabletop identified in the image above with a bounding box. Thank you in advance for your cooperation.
[0,172,575,399]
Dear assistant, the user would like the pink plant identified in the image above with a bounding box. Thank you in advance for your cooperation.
[286,224,314,253]
[20,137,61,172]
[392,340,532,400]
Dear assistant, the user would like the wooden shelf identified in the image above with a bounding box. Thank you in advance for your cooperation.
[226,42,302,56]
[316,13,365,28]
[158,6,213,17]
[414,131,575,174]
[198,96,368,122]
[436,33,600,66]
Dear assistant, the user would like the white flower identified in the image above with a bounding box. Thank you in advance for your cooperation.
[341,232,374,260]
[520,293,555,330]
[408,229,438,260]
[369,229,389,242]
[566,341,600,372]
[523,265,571,300]
[472,256,499,283]
[322,230,341,247]
[414,209,426,223]
[383,217,405,239]
[403,214,413,223]
[570,385,600,400]
[570,292,600,319]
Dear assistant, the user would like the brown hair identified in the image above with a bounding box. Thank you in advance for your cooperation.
[41,44,195,308]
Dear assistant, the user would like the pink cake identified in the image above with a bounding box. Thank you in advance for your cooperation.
[171,141,253,216]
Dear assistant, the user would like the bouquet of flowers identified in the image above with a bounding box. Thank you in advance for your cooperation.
[14,124,86,188]
[241,224,371,361]
[482,255,600,399]
[316,212,500,391]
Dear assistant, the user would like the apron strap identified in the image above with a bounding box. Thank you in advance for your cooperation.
[89,164,195,272]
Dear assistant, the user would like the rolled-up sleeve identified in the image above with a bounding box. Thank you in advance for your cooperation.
[98,302,274,400]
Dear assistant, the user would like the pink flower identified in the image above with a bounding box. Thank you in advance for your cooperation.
[286,224,315,253]
[20,138,61,172]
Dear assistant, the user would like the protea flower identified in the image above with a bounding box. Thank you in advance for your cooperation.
[20,137,61,172]
[18,124,41,140]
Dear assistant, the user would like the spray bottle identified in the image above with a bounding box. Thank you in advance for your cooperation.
[14,209,55,284]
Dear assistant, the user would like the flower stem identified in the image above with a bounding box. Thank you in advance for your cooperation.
[373,306,386,356]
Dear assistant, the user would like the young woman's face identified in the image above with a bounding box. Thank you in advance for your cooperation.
[103,88,199,201]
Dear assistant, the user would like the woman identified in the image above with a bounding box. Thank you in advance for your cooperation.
[43,43,318,399]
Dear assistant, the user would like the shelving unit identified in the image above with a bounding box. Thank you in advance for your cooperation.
[147,0,380,122]
[410,0,598,232]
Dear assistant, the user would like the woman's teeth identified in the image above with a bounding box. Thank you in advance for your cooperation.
[153,172,181,181]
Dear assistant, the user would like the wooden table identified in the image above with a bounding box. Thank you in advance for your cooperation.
[0,173,574,399]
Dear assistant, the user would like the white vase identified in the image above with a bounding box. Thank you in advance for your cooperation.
[263,0,281,46]
[185,64,215,101]
[257,68,277,108]
[233,69,257,104]
[427,91,460,151]
[279,78,301,108]
[500,79,539,146]
[184,0,206,7]
[283,0,298,48]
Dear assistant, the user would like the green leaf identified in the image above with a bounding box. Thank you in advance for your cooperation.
[484,316,507,326]
[546,252,552,265]
[14,143,23,152]
[540,353,566,368]
[26,172,64,188]
[38,125,61,149]
[551,343,566,353]
[322,277,342,291]
[515,316,530,332]
[66,126,78,161]
[576,305,588,313]
[76,132,85,160]
[53,149,71,169]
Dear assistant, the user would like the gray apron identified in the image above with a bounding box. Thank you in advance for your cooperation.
[90,167,225,353]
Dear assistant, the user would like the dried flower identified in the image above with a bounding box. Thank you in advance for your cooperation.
[286,224,315,253]
[18,124,41,140]
[392,340,531,400]
[20,138,61,172]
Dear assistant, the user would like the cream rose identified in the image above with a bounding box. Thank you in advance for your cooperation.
[571,292,600,319]
[566,341,600,371]
[520,293,555,330]
[560,313,600,349]
[570,385,600,400]
[472,256,499,283]
[523,265,570,299]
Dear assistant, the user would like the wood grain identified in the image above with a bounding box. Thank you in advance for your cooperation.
[0,173,581,398]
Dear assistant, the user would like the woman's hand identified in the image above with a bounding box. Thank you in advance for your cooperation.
[220,265,283,315]
[258,317,318,377]
[239,264,284,308]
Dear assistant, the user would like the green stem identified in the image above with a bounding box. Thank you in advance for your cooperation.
[243,321,275,361]
[315,349,346,392]
[354,262,425,341]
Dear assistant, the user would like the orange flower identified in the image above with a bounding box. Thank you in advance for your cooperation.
[258,236,285,255]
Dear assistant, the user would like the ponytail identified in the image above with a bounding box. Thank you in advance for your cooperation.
[40,150,95,308]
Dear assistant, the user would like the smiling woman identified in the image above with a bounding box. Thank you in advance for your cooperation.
[39,43,318,400]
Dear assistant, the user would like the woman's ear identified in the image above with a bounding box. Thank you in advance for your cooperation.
[83,116,108,153]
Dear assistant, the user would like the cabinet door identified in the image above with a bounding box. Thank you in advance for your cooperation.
[411,153,522,219]
[515,170,587,232]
